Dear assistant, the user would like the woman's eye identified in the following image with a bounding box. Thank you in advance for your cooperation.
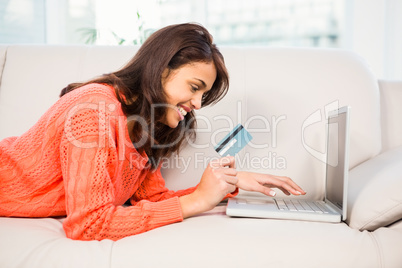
[191,85,198,92]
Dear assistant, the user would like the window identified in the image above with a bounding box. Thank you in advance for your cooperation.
[159,0,343,48]
[0,0,46,43]
[0,0,400,79]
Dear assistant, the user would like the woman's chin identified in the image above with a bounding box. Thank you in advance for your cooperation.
[163,119,180,128]
[167,123,178,128]
[161,113,182,128]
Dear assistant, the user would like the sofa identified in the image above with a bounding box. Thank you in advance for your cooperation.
[0,44,401,268]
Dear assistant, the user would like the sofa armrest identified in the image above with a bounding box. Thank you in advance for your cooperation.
[347,146,402,231]
[379,80,402,152]
[0,45,7,84]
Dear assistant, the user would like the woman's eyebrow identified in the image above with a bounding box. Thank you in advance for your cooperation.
[193,78,206,88]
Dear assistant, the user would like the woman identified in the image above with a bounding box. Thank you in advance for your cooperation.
[0,23,305,241]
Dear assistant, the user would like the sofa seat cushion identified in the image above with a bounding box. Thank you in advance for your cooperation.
[347,146,402,231]
[2,205,402,267]
[112,206,379,268]
[0,217,113,268]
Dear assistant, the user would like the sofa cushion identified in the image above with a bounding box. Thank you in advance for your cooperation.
[111,206,380,268]
[0,45,138,140]
[0,217,113,268]
[379,80,402,152]
[347,146,402,231]
[0,208,385,268]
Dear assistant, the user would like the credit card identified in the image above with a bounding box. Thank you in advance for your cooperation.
[214,124,253,156]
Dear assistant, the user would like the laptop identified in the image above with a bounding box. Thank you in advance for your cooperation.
[226,106,351,223]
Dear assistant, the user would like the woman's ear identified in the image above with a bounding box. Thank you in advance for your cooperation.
[161,68,170,86]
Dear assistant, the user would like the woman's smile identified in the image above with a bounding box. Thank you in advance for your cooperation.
[177,104,191,120]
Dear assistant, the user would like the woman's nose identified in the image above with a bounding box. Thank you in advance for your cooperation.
[191,92,202,110]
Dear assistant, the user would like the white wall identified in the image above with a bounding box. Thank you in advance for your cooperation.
[384,0,402,80]
[344,0,402,80]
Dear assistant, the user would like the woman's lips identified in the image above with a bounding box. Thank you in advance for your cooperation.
[177,107,185,120]
[180,105,191,113]
[177,105,190,121]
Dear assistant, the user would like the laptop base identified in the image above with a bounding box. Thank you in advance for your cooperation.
[226,197,341,223]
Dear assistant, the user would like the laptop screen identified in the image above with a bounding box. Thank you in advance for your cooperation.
[325,108,349,211]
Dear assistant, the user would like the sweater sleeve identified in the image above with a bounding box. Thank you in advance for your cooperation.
[130,166,197,205]
[60,100,183,241]
[131,165,239,205]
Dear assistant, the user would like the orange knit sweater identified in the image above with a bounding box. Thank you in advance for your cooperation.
[0,83,235,241]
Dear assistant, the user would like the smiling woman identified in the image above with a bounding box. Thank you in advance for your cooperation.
[0,23,305,241]
[60,23,230,168]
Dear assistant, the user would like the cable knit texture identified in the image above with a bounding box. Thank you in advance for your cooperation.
[0,83,221,241]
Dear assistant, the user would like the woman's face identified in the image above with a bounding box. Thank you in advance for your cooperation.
[161,61,217,128]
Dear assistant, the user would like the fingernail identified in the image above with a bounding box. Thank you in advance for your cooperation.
[269,190,276,197]
[295,191,302,195]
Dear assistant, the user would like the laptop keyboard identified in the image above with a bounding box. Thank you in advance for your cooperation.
[275,199,330,213]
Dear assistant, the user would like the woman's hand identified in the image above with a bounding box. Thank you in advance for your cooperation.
[236,171,306,197]
[180,156,238,218]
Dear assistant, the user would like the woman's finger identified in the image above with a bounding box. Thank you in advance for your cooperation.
[209,156,236,169]
[255,184,277,197]
[225,174,238,185]
[272,175,305,194]
[221,167,237,176]
[258,176,304,196]
[227,184,237,194]
[271,181,301,195]
[219,156,235,169]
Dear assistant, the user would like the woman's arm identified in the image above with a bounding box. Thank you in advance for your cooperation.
[132,157,239,219]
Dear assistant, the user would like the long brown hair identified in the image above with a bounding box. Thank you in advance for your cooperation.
[60,23,229,169]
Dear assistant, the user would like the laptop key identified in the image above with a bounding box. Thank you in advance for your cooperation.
[307,201,324,213]
[316,202,330,213]
[292,201,308,212]
[275,200,288,210]
[285,200,298,211]
[298,201,315,212]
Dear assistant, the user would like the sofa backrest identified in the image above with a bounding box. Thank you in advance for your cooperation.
[0,45,382,198]
[379,80,402,153]
[0,46,7,86]
[0,45,138,139]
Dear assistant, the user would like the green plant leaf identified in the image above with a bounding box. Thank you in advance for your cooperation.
[77,27,99,44]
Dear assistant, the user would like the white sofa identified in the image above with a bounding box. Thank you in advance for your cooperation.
[0,45,402,268]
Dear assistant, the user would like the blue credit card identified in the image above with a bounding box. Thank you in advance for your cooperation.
[214,124,253,156]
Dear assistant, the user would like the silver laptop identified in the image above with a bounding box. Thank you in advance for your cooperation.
[226,106,351,223]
